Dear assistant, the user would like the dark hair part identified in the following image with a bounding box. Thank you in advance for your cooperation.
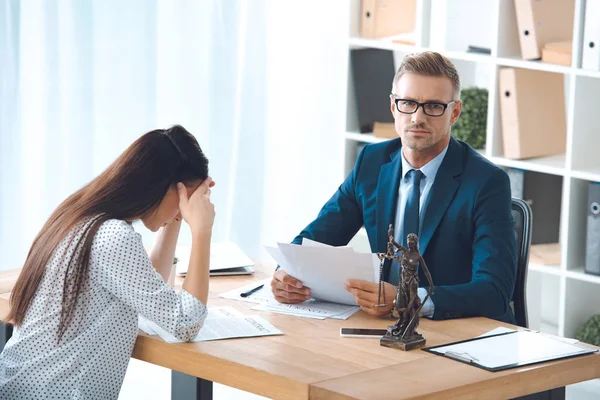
[392,51,461,99]
[6,125,209,342]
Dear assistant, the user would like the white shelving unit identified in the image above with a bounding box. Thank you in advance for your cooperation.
[343,1,600,396]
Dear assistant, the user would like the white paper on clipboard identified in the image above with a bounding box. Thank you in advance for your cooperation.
[426,331,596,371]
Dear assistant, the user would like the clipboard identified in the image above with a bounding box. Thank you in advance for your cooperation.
[422,331,597,372]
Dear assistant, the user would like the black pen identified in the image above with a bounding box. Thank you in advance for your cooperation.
[240,284,264,298]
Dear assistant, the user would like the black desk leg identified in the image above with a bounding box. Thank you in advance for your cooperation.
[0,322,13,352]
[512,386,566,400]
[171,370,213,400]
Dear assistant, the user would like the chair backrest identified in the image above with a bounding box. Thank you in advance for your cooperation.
[511,197,532,328]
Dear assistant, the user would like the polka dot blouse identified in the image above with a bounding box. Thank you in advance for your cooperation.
[0,219,207,399]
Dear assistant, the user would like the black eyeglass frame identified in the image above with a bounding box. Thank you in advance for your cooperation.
[390,94,457,117]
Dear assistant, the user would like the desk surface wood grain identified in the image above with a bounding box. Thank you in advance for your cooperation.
[1,265,599,400]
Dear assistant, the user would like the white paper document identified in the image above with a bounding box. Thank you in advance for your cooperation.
[264,238,379,305]
[176,242,254,276]
[429,330,596,371]
[478,327,580,345]
[219,279,360,320]
[138,306,282,343]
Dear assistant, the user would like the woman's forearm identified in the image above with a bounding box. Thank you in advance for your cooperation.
[149,220,182,283]
[182,232,211,304]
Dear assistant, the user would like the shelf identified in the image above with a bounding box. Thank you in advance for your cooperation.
[570,168,600,183]
[349,37,421,52]
[576,69,600,79]
[347,38,600,79]
[496,57,572,75]
[488,154,566,176]
[566,267,600,285]
[529,263,562,277]
[344,131,392,144]
[348,37,493,64]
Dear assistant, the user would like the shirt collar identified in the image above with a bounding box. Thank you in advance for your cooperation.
[400,143,449,182]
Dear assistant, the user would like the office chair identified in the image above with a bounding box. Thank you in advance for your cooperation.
[511,197,533,328]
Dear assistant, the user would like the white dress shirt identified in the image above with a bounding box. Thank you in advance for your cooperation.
[393,145,449,318]
[0,219,207,399]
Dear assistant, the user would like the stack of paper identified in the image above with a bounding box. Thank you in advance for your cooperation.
[176,241,255,276]
[138,306,282,343]
[219,279,360,320]
[265,238,380,305]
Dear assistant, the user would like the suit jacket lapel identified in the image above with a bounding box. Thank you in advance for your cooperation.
[419,138,463,256]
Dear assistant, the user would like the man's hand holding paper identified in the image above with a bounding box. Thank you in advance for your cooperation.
[271,269,311,304]
[345,279,396,316]
[266,239,379,306]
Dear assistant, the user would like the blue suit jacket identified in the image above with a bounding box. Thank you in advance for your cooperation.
[293,137,517,324]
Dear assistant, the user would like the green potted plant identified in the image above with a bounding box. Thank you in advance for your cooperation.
[576,314,600,346]
[452,87,488,150]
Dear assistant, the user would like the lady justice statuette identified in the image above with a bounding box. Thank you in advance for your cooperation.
[376,224,434,351]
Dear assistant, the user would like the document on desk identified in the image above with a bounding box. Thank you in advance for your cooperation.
[264,239,379,305]
[219,279,360,320]
[424,330,597,371]
[251,301,360,320]
[138,306,282,343]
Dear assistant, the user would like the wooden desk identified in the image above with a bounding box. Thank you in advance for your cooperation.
[1,267,599,400]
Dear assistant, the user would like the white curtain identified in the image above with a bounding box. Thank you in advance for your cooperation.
[0,0,348,272]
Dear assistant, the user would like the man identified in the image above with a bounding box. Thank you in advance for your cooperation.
[271,51,517,324]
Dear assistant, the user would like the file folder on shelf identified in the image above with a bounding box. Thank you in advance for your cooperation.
[423,331,597,372]
[582,0,600,70]
[513,0,575,60]
[498,68,566,160]
[360,0,416,39]
[350,48,396,133]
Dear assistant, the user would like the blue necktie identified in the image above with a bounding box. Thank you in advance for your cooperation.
[389,169,423,285]
[402,169,424,247]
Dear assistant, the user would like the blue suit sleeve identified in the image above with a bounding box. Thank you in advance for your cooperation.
[429,169,517,320]
[290,146,367,247]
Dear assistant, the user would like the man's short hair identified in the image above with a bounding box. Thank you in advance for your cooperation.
[392,51,461,99]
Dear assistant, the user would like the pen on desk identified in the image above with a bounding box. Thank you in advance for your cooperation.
[240,284,264,298]
[445,351,478,363]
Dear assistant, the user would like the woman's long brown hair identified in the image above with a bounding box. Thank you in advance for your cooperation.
[6,125,209,342]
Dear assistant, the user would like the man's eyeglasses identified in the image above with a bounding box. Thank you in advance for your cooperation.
[390,94,456,117]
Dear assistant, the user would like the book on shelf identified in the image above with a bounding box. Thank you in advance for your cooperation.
[529,243,561,266]
[541,41,572,66]
[373,122,396,139]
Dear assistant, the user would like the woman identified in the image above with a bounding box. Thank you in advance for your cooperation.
[0,125,215,399]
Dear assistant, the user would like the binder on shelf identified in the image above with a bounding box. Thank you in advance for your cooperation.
[360,0,416,39]
[498,68,566,160]
[542,41,572,66]
[350,48,395,133]
[506,168,562,245]
[513,0,575,60]
[585,182,600,276]
[582,0,600,71]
